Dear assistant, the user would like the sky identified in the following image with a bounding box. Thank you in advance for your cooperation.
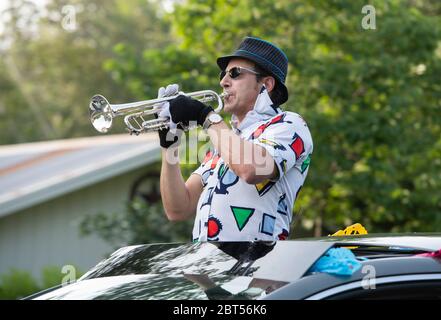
[0,0,48,35]
[0,0,48,13]
[0,0,175,34]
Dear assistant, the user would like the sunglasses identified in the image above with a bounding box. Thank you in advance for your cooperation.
[219,66,260,81]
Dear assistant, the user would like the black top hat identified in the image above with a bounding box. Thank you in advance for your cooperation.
[217,36,289,105]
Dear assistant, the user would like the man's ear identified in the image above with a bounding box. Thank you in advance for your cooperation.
[263,76,276,93]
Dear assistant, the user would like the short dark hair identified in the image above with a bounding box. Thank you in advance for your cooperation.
[253,64,284,106]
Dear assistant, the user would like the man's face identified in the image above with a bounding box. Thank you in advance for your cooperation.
[220,58,262,120]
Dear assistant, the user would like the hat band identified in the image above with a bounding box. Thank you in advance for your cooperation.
[236,49,286,83]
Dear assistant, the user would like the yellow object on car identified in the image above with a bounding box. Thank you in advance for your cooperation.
[330,223,368,236]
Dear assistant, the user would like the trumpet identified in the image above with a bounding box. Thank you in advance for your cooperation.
[89,90,227,135]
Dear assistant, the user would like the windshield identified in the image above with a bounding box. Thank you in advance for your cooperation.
[33,241,333,300]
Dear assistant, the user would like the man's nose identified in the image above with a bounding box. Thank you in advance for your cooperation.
[220,75,230,88]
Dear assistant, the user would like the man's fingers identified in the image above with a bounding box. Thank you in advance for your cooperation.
[158,86,166,99]
[157,101,170,118]
[164,84,179,97]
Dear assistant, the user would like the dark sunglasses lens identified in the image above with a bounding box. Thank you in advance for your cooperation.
[230,67,241,78]
[220,67,242,80]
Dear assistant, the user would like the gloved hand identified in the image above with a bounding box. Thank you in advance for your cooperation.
[169,95,214,127]
[155,84,182,149]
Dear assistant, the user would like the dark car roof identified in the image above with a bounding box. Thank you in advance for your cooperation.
[264,256,441,300]
[30,234,441,300]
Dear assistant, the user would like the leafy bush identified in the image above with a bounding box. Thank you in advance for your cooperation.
[80,200,193,247]
[0,265,83,300]
[0,269,39,300]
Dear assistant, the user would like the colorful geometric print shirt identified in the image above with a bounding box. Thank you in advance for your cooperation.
[191,88,313,241]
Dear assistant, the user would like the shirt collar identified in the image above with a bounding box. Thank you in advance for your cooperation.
[231,86,281,133]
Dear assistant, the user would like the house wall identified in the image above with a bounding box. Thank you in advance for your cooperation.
[0,165,156,282]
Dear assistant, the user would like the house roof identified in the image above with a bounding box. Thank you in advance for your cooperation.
[0,134,161,218]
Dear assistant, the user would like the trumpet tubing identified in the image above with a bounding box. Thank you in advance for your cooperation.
[89,90,226,135]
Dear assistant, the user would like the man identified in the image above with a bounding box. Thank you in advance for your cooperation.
[158,36,313,241]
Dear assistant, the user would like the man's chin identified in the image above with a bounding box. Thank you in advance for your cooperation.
[223,103,234,114]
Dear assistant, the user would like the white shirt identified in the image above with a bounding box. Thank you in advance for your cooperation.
[191,88,313,241]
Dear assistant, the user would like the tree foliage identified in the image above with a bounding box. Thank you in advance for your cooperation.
[0,0,171,143]
[0,265,83,299]
[105,0,441,235]
[1,0,441,240]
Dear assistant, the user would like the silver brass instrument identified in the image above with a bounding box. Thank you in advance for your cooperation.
[89,90,227,135]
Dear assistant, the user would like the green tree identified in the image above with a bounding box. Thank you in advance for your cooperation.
[106,0,441,236]
[0,269,39,299]
[0,0,172,144]
[4,0,440,244]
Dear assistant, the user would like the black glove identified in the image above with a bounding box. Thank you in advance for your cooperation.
[169,95,214,127]
[157,125,181,149]
[155,112,183,149]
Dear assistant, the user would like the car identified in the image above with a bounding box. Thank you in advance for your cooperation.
[26,233,441,300]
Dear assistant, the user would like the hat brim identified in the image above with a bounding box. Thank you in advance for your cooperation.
[217,53,288,105]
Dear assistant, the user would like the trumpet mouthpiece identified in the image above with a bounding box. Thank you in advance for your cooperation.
[221,92,230,99]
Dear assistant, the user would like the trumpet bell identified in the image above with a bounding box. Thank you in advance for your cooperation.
[89,94,113,133]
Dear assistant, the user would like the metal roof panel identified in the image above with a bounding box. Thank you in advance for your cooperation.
[0,134,160,217]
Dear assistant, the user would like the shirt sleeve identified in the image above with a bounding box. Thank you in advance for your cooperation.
[251,112,313,180]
